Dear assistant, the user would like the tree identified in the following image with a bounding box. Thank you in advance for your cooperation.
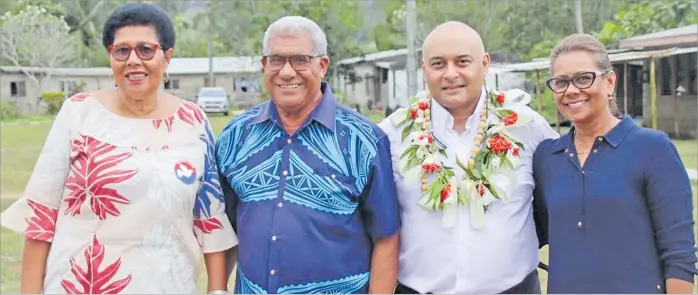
[597,0,697,45]
[0,4,79,109]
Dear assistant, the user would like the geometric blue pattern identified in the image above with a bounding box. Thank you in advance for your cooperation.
[217,82,400,294]
[236,264,370,294]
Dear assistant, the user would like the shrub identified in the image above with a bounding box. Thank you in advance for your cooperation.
[42,91,66,115]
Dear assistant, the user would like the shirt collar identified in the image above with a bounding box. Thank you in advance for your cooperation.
[551,115,636,153]
[430,86,487,134]
[249,81,337,132]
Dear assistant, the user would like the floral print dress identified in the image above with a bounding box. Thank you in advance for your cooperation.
[0,93,238,294]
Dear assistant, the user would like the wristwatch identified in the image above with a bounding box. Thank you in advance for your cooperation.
[207,290,228,294]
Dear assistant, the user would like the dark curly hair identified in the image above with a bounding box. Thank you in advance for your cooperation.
[102,3,175,51]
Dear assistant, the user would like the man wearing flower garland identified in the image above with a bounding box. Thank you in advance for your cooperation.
[378,21,558,294]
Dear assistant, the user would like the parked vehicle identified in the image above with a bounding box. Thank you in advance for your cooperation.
[195,87,230,116]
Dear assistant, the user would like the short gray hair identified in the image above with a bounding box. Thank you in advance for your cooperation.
[262,16,328,56]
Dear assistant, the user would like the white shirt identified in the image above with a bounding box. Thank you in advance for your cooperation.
[378,88,559,294]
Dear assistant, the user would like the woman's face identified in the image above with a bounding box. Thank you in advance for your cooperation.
[548,51,616,124]
[108,25,172,99]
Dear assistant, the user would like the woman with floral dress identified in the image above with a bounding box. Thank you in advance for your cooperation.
[0,3,237,294]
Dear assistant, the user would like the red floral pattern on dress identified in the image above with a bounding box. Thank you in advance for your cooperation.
[178,102,204,126]
[64,135,137,220]
[194,217,223,234]
[152,116,175,132]
[70,93,91,102]
[61,235,132,294]
[24,199,58,242]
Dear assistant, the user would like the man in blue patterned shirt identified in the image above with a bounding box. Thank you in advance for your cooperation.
[216,16,401,294]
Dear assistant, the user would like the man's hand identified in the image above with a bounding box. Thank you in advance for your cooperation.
[368,233,399,294]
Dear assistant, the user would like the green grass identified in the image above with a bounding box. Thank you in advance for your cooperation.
[0,112,696,293]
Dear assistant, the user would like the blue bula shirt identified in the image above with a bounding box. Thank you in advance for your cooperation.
[533,116,697,293]
[216,82,401,294]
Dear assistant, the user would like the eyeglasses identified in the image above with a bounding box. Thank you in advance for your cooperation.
[108,43,161,62]
[263,54,321,71]
[546,71,608,94]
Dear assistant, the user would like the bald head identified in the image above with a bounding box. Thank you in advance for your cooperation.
[420,21,490,115]
[422,21,485,59]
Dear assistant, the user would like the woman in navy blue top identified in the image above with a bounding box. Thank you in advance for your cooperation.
[532,34,696,294]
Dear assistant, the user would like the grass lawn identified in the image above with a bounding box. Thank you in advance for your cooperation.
[0,112,696,293]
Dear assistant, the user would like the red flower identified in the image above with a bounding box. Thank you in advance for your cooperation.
[421,162,441,173]
[418,133,433,144]
[496,93,505,104]
[477,184,486,196]
[440,183,452,201]
[410,109,418,119]
[417,101,430,110]
[488,134,512,155]
[24,199,58,242]
[64,135,137,220]
[503,112,518,126]
[61,235,132,294]
[513,147,520,156]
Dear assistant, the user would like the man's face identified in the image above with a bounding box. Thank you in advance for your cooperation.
[421,33,490,110]
[262,32,329,111]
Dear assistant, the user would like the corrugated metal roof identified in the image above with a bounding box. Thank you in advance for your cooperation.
[0,56,263,76]
[338,48,423,65]
[622,25,697,41]
[497,47,697,73]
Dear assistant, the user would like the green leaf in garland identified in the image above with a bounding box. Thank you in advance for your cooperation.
[399,145,418,161]
[456,157,468,172]
[401,121,414,142]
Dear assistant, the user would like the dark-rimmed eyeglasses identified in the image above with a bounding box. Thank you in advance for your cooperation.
[546,71,609,94]
[263,54,322,71]
[108,43,161,62]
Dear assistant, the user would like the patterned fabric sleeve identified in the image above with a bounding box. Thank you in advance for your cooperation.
[359,135,402,239]
[0,98,76,243]
[193,116,239,253]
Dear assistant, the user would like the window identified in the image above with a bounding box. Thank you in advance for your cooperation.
[10,81,26,97]
[59,80,78,96]
[164,79,180,90]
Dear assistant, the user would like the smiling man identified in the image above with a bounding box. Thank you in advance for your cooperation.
[379,21,558,294]
[216,16,401,294]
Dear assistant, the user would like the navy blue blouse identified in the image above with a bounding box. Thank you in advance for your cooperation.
[533,116,697,293]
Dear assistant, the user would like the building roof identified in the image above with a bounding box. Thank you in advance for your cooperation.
[497,47,697,73]
[619,25,698,49]
[338,48,423,65]
[0,56,263,76]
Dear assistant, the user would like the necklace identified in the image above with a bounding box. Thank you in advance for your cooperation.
[388,88,534,229]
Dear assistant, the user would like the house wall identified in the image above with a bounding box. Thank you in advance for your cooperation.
[0,71,262,115]
[641,52,698,138]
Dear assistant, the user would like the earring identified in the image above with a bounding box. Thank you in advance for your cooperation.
[164,72,169,83]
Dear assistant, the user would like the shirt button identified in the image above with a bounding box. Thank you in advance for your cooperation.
[282,170,288,176]
[577,221,583,228]
[593,149,598,153]
[598,137,603,141]
[656,284,661,290]
[271,235,277,241]
[270,269,276,275]
[569,153,574,157]
[287,138,292,144]
[331,174,336,179]
[277,202,283,208]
